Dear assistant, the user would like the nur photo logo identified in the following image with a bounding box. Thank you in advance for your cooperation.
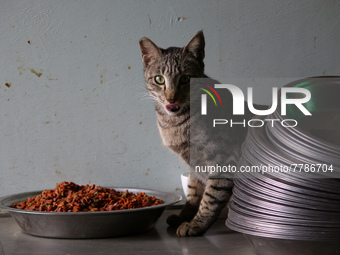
[198,82,312,128]
[198,82,223,115]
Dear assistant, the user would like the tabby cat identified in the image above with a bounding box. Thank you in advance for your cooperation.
[139,31,258,236]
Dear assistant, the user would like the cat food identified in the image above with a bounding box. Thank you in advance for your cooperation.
[11,181,163,212]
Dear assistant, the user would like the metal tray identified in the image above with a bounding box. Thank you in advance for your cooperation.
[0,188,181,239]
[244,234,340,255]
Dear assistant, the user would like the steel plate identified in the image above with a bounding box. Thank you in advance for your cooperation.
[0,188,181,239]
[244,234,340,255]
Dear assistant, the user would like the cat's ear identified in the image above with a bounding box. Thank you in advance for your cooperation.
[139,37,162,66]
[182,31,205,61]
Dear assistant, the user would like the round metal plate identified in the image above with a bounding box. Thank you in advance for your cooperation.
[0,188,181,239]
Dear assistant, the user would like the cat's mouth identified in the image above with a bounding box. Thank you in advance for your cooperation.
[166,103,180,112]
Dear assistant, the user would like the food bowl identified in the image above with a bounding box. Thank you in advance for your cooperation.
[181,172,190,198]
[181,172,229,218]
[0,188,181,239]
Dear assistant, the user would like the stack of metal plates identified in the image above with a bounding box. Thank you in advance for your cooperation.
[226,77,340,255]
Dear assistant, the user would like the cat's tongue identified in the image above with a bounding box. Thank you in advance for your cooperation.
[166,103,180,112]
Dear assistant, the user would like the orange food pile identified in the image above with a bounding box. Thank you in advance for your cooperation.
[11,181,163,212]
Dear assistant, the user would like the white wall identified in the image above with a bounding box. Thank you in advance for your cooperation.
[0,0,339,196]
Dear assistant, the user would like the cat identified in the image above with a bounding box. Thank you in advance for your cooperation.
[139,31,261,236]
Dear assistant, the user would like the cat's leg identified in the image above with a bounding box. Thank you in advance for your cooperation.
[167,177,204,227]
[176,178,233,237]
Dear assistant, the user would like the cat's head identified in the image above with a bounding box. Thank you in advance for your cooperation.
[139,31,205,116]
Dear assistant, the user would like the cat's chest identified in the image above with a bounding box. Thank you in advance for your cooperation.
[157,115,190,147]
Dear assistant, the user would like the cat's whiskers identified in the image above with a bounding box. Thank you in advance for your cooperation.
[149,93,163,105]
[137,92,153,102]
[136,84,153,102]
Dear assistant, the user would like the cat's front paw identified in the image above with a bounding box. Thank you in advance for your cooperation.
[166,214,185,227]
[176,221,206,237]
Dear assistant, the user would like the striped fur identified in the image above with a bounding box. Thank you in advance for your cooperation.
[139,31,253,236]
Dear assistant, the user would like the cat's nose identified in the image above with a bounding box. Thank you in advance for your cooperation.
[167,99,175,103]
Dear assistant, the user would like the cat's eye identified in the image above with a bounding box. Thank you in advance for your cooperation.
[179,75,190,84]
[154,75,165,85]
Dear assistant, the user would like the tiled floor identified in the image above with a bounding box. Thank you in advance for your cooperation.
[0,208,256,255]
